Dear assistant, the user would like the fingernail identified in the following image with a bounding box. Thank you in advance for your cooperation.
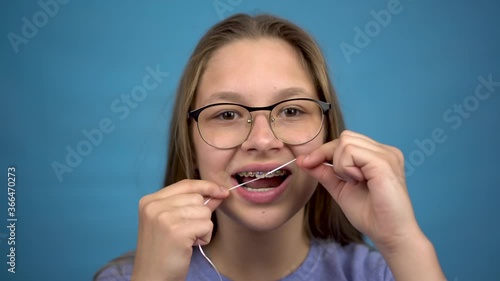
[220,186,228,193]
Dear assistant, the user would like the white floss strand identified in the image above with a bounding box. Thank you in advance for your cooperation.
[199,158,337,280]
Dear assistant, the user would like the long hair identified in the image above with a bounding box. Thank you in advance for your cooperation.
[94,13,363,281]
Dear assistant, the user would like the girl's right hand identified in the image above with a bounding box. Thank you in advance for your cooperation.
[131,179,229,281]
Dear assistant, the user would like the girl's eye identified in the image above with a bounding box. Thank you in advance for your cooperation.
[282,107,301,117]
[219,111,237,120]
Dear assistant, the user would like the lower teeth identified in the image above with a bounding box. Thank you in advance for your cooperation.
[243,187,275,192]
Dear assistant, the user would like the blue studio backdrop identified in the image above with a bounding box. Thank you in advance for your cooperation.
[2,0,499,280]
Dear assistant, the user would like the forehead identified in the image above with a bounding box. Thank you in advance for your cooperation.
[195,38,317,107]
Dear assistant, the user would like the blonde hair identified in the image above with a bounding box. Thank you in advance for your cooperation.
[94,13,363,281]
[166,13,363,244]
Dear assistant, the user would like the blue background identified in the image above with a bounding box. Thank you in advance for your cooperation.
[2,0,499,280]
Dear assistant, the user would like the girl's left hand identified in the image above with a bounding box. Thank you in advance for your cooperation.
[297,130,424,251]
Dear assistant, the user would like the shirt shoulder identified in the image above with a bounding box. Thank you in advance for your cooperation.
[93,254,134,281]
[286,240,394,281]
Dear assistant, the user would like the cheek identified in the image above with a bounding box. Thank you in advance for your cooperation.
[293,130,326,156]
[192,137,234,185]
[191,124,214,167]
[197,156,234,187]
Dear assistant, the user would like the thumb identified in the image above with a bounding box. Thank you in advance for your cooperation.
[204,196,227,212]
[203,187,229,211]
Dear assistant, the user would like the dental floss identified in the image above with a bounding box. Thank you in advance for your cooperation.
[198,246,223,281]
[199,158,338,280]
[232,158,297,190]
[203,158,298,205]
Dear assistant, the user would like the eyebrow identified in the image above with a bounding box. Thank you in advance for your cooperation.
[203,87,313,105]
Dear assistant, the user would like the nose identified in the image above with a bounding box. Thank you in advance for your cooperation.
[240,112,284,152]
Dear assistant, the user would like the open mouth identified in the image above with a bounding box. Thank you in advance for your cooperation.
[233,169,290,192]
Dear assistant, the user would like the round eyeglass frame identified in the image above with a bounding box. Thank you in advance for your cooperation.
[187,98,332,149]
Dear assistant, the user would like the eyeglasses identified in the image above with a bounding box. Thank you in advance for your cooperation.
[188,98,331,149]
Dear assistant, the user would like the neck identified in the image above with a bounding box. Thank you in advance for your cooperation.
[205,208,310,281]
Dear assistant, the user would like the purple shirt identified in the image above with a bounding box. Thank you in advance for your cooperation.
[95,239,394,280]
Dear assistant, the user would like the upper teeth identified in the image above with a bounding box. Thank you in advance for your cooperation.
[237,170,286,178]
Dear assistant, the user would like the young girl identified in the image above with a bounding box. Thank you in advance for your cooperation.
[94,14,445,281]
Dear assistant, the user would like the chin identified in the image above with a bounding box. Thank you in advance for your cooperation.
[216,196,309,233]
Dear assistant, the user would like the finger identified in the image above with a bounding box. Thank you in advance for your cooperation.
[164,193,205,207]
[168,180,230,198]
[338,138,405,180]
[340,130,379,146]
[299,131,385,168]
[177,205,213,221]
[334,132,386,163]
[143,194,225,219]
[296,141,361,183]
[141,180,229,206]
[186,220,215,246]
[296,140,337,168]
[303,138,382,179]
[165,218,214,247]
[298,140,375,183]
[139,198,209,225]
[335,143,367,182]
[299,158,343,187]
[298,158,358,206]
[203,197,226,212]
[154,204,213,224]
[335,143,390,183]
